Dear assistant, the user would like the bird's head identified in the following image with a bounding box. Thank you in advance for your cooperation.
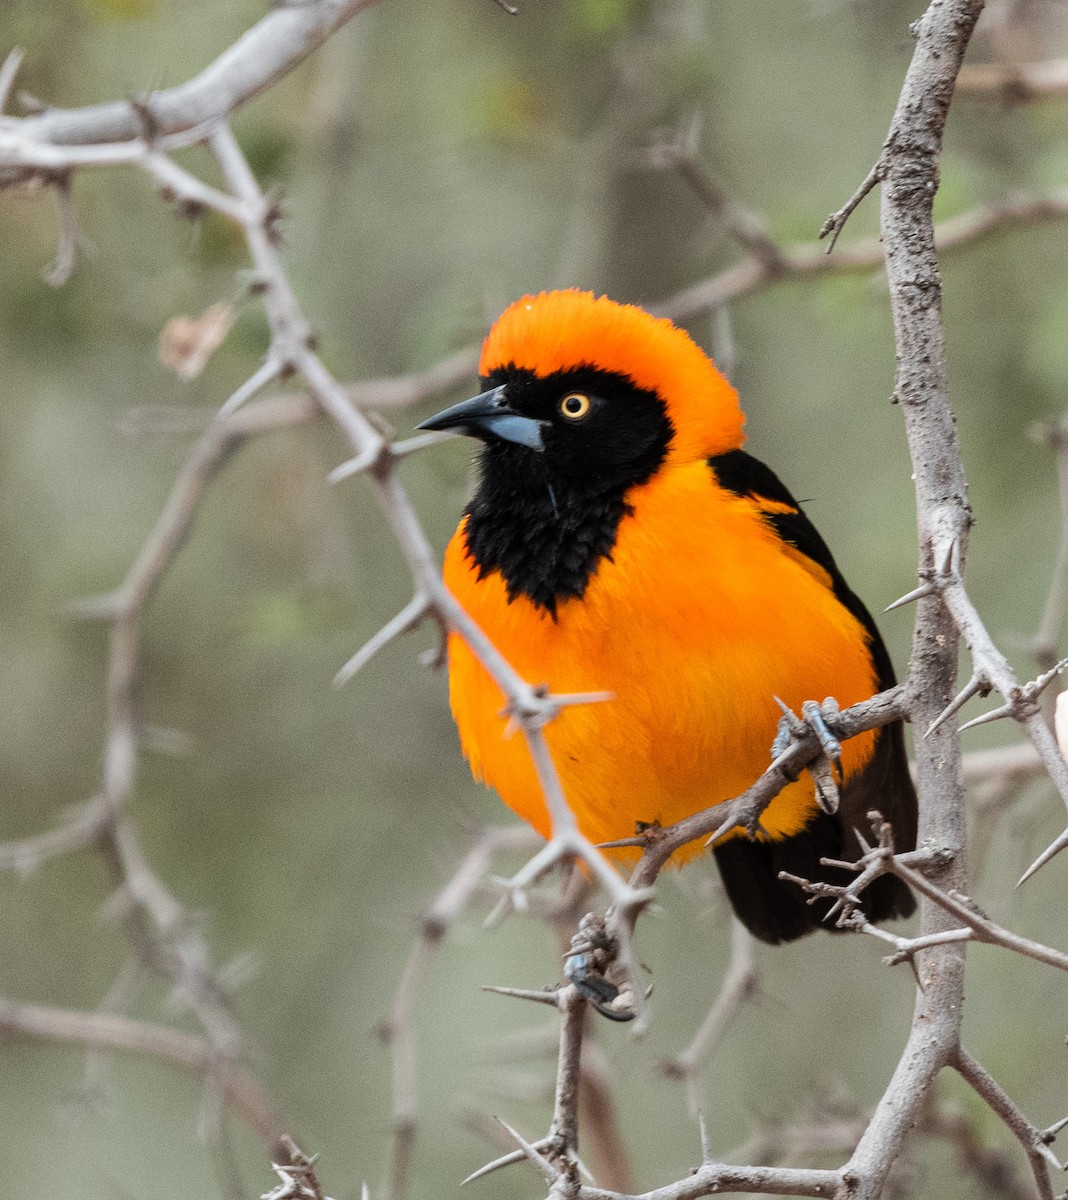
[419,291,745,492]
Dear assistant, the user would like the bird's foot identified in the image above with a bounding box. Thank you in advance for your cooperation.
[563,913,635,1022]
[771,697,843,813]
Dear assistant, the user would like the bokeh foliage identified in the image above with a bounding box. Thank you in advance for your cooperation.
[2,1,1068,1196]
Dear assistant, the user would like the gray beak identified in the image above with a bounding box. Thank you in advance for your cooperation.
[417,385,547,452]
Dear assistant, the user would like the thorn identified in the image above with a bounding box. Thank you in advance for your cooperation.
[17,90,47,115]
[1038,1142,1063,1170]
[1043,1114,1068,1140]
[333,594,431,687]
[328,440,391,483]
[925,674,988,738]
[936,533,961,580]
[594,835,650,850]
[216,357,282,421]
[482,895,512,929]
[884,581,937,612]
[697,1110,713,1164]
[390,429,458,457]
[494,1118,561,1185]
[704,815,742,848]
[957,703,1013,734]
[461,1146,532,1187]
[480,984,561,1009]
[905,952,925,990]
[1017,826,1068,886]
[853,826,874,854]
[549,689,616,710]
[773,695,806,735]
[0,47,25,115]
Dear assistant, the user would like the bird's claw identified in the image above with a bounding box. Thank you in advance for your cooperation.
[801,698,842,766]
[771,698,843,812]
[563,914,635,1022]
[772,697,842,769]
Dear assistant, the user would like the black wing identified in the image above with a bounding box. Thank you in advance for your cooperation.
[707,450,917,944]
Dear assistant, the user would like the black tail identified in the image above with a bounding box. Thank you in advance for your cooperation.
[713,718,917,945]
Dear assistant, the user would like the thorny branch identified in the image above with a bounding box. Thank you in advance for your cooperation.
[0,998,285,1152]
[4,1,1068,1198]
[378,824,540,1200]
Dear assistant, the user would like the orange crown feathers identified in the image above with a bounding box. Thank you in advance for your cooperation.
[479,290,746,463]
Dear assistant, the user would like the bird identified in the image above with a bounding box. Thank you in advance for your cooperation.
[419,289,916,944]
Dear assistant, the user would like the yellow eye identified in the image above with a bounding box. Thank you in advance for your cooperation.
[559,392,591,420]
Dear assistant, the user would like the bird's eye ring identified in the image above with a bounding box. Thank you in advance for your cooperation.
[559,392,591,420]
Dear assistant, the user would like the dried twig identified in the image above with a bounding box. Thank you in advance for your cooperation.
[379,825,539,1200]
[953,1050,1060,1200]
[0,998,285,1152]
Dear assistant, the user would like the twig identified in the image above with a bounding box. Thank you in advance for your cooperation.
[918,1097,1036,1200]
[0,997,285,1152]
[577,1038,634,1194]
[819,145,892,252]
[657,188,1068,326]
[882,857,1068,973]
[379,825,539,1200]
[644,122,785,271]
[578,1161,842,1199]
[0,1,383,163]
[1031,418,1068,709]
[263,1138,333,1200]
[954,1049,1059,1200]
[841,5,985,1198]
[0,796,110,874]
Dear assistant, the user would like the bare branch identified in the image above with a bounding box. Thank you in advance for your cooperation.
[657,188,1068,326]
[0,997,285,1151]
[644,122,785,271]
[579,1161,842,1200]
[820,149,890,251]
[1031,417,1068,704]
[333,594,432,688]
[0,797,110,874]
[954,1050,1060,1199]
[1,1,382,158]
[840,4,985,1197]
[918,1098,1037,1200]
[624,684,908,889]
[380,825,539,1200]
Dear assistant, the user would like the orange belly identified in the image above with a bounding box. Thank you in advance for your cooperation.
[444,460,878,864]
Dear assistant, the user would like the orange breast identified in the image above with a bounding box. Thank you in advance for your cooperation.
[443,460,878,864]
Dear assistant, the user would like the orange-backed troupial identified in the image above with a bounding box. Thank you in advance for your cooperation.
[420,290,916,944]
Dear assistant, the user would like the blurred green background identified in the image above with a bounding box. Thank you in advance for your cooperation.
[2,0,1068,1196]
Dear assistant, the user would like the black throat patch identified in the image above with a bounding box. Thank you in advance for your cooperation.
[461,366,673,616]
